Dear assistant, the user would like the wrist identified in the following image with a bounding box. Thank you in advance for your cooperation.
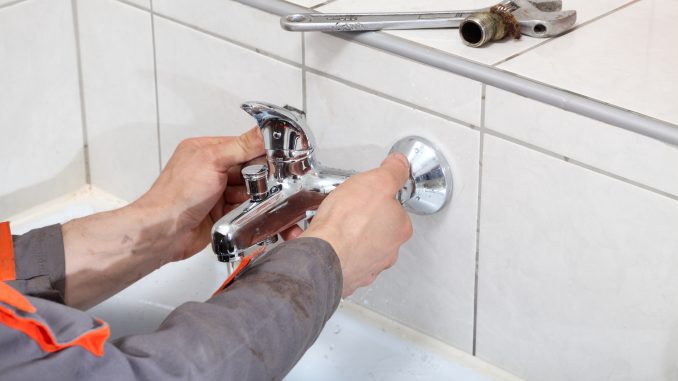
[124,200,182,261]
[300,226,348,270]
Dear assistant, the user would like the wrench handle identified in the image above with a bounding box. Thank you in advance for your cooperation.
[281,11,483,32]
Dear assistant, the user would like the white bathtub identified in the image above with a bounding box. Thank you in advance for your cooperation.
[9,187,521,381]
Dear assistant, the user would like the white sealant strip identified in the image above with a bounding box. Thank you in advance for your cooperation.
[235,0,678,147]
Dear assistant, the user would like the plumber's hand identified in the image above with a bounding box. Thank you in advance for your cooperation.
[134,127,265,262]
[301,153,413,297]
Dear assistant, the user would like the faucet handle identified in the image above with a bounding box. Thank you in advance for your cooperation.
[241,101,315,163]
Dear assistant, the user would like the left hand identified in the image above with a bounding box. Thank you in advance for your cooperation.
[133,127,265,262]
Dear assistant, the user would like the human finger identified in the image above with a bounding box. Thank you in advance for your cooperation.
[227,165,244,186]
[376,153,411,195]
[224,185,249,205]
[280,225,304,241]
[206,127,264,170]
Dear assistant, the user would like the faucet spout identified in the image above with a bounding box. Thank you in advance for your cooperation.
[211,165,351,265]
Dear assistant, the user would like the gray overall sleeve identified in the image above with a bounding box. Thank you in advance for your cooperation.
[0,225,343,381]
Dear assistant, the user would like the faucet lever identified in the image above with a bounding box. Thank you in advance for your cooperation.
[241,101,315,165]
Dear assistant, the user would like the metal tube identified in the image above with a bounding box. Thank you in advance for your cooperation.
[236,0,678,147]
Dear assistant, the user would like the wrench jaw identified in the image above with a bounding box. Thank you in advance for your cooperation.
[517,9,577,37]
[526,0,564,12]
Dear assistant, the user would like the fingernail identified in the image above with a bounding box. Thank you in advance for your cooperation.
[389,152,410,168]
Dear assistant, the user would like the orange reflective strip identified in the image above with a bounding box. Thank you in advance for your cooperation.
[0,222,16,281]
[211,246,269,297]
[0,304,110,357]
[0,282,36,313]
[211,255,254,297]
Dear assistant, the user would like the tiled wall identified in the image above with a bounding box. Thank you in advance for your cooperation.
[3,0,678,380]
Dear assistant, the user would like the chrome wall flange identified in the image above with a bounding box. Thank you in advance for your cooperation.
[389,136,453,215]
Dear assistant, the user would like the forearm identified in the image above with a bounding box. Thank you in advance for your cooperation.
[1,238,342,381]
[61,203,179,309]
[115,238,342,380]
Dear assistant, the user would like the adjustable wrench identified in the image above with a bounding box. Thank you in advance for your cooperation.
[281,0,577,47]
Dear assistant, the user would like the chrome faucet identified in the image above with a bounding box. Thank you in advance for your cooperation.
[211,101,454,275]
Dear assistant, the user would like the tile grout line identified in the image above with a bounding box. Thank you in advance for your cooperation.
[149,0,162,171]
[311,0,337,9]
[472,84,487,356]
[492,0,643,66]
[114,0,146,11]
[0,0,28,11]
[70,0,91,185]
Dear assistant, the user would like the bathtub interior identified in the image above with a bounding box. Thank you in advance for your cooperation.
[8,186,521,381]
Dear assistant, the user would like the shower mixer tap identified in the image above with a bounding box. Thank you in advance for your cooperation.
[211,101,454,275]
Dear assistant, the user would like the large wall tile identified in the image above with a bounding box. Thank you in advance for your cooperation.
[287,0,327,7]
[476,135,678,381]
[0,0,85,217]
[306,72,480,352]
[153,0,303,63]
[485,87,678,198]
[78,0,159,202]
[154,17,302,164]
[305,33,482,126]
[119,0,149,9]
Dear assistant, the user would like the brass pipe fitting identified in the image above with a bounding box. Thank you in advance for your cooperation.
[459,12,507,48]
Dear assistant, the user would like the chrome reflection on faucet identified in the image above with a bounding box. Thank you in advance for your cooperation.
[211,102,454,275]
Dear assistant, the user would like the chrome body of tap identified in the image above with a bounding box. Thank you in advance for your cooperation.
[211,102,353,268]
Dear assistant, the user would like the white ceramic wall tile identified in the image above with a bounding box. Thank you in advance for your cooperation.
[154,17,302,164]
[287,0,327,8]
[317,0,630,65]
[78,0,159,202]
[152,0,303,63]
[305,33,482,126]
[0,0,19,7]
[477,135,678,381]
[497,0,678,124]
[126,0,149,8]
[0,0,85,217]
[306,72,480,352]
[119,0,149,9]
[486,87,678,198]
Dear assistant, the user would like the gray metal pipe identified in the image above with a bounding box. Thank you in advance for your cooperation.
[236,0,678,147]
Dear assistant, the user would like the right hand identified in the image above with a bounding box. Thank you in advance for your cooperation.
[301,153,414,297]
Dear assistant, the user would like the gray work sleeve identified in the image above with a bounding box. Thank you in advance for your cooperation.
[7,224,66,302]
[0,237,343,381]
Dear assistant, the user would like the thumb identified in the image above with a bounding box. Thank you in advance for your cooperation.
[210,127,265,169]
[379,153,411,194]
